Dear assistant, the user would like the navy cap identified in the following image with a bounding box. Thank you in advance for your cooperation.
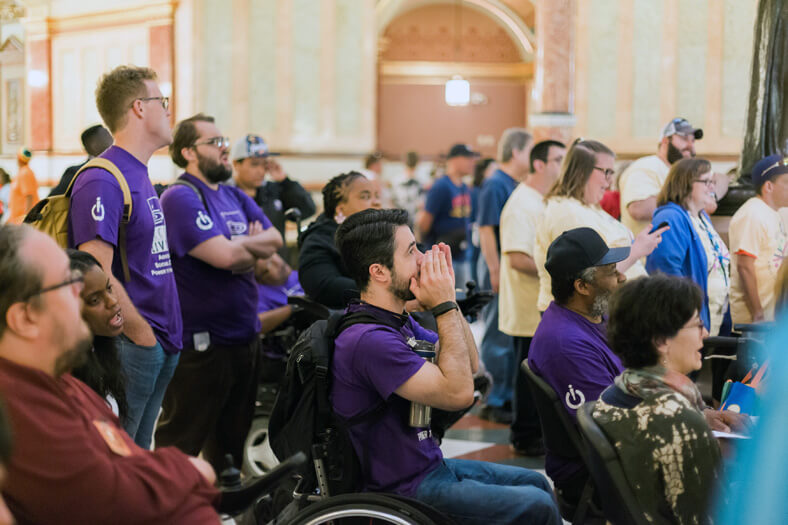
[447,143,479,159]
[751,154,788,188]
[661,118,703,140]
[545,227,630,280]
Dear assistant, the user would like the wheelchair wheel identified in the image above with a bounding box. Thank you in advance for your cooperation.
[289,493,448,525]
[242,415,279,477]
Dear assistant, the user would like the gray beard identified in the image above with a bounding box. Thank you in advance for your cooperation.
[589,292,610,318]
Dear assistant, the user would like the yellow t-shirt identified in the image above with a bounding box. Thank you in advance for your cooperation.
[690,214,730,335]
[498,183,543,337]
[619,155,670,235]
[535,196,646,311]
[729,197,788,323]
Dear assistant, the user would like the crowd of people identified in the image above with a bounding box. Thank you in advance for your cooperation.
[0,61,783,525]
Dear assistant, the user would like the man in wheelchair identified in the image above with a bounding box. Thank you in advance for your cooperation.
[331,209,561,525]
[0,225,221,524]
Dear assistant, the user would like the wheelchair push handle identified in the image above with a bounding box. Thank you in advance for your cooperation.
[218,452,307,516]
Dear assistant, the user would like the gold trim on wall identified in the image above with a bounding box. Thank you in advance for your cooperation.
[46,2,176,35]
[380,60,533,79]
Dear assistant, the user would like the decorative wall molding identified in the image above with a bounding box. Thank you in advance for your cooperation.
[380,60,532,80]
[46,2,175,35]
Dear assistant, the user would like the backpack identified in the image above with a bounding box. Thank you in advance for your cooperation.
[268,310,401,496]
[23,158,134,281]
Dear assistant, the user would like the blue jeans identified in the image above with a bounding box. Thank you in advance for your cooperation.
[454,259,471,290]
[414,459,561,525]
[477,252,514,407]
[116,335,179,449]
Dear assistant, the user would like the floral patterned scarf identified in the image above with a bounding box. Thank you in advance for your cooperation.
[615,364,706,412]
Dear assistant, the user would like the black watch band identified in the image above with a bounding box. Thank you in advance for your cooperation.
[431,301,459,318]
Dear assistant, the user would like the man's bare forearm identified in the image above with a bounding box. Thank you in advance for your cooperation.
[435,309,474,402]
[458,313,479,372]
[738,259,764,319]
[112,273,156,345]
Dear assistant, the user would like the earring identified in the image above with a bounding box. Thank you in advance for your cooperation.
[335,211,346,224]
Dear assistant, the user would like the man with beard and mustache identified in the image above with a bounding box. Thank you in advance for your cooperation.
[156,114,282,471]
[619,117,722,236]
[0,225,221,523]
[332,209,561,525]
[527,227,627,510]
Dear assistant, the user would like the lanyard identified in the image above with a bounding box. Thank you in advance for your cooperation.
[696,214,729,287]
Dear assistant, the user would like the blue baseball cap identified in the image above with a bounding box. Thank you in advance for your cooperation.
[751,154,788,188]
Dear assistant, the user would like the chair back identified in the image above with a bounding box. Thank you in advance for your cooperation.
[576,402,664,525]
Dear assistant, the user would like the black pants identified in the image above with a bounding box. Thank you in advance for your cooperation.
[155,339,260,472]
[510,336,542,442]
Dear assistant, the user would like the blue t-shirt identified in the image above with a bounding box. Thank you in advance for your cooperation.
[69,146,183,353]
[161,173,272,348]
[528,301,623,483]
[424,175,470,259]
[477,169,518,253]
[331,302,442,496]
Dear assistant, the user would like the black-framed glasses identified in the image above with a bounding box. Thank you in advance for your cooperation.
[593,166,615,179]
[193,136,230,149]
[24,269,84,301]
[133,96,169,110]
[693,178,715,187]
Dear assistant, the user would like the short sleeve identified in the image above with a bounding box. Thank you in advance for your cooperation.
[235,187,272,229]
[70,171,125,248]
[408,318,439,345]
[425,180,447,216]
[160,186,225,257]
[358,327,426,400]
[729,206,766,258]
[501,194,536,257]
[621,166,663,207]
[478,180,506,227]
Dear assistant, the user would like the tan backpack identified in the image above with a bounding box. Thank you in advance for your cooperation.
[23,158,133,281]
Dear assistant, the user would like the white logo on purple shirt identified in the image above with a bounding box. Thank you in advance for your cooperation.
[220,210,247,238]
[565,385,585,410]
[196,211,214,231]
[91,197,105,221]
[147,197,164,225]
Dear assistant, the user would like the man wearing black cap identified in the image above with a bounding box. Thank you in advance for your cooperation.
[527,227,627,507]
[619,117,718,235]
[729,154,788,323]
[417,143,476,286]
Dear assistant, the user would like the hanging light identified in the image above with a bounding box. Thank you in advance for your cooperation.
[445,75,470,106]
[445,0,469,107]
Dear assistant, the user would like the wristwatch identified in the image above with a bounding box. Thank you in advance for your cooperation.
[431,301,459,318]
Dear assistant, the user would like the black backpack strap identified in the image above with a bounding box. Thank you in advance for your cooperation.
[170,177,209,213]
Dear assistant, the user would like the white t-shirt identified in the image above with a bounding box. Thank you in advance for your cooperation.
[499,183,543,337]
[690,213,730,335]
[729,197,788,323]
[535,196,646,311]
[619,155,670,235]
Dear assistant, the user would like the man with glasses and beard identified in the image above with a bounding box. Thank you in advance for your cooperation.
[527,227,627,510]
[619,117,725,235]
[0,225,220,523]
[155,114,282,471]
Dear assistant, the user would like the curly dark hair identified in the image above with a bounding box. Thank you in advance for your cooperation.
[607,274,703,368]
[321,171,367,219]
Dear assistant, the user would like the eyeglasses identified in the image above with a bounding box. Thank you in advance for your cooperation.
[193,136,231,149]
[681,319,705,334]
[24,269,84,301]
[593,166,615,179]
[132,96,169,110]
[693,178,715,187]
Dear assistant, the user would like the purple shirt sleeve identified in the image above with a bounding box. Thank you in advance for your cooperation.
[70,172,125,248]
[358,327,426,400]
[160,186,225,257]
[234,187,272,229]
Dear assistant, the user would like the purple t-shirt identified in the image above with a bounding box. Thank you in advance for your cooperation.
[161,173,271,348]
[257,271,303,314]
[69,146,182,353]
[528,301,623,483]
[331,302,442,496]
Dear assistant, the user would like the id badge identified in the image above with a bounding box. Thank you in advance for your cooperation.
[193,331,211,352]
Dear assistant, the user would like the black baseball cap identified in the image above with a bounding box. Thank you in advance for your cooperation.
[545,227,630,280]
[447,143,479,159]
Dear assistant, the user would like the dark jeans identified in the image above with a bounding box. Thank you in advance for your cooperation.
[510,336,542,443]
[155,339,260,472]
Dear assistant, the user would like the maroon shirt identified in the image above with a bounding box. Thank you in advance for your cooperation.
[0,356,220,524]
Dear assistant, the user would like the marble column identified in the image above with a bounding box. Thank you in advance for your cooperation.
[529,0,576,144]
[24,17,51,151]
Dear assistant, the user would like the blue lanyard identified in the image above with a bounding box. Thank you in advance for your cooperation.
[697,214,729,287]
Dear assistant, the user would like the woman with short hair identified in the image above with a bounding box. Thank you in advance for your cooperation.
[646,157,731,336]
[534,139,665,311]
[592,274,721,525]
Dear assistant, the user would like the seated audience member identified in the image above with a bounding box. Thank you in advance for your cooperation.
[0,225,219,523]
[68,250,128,421]
[535,139,667,312]
[729,154,788,323]
[647,158,731,336]
[418,144,475,286]
[528,227,627,503]
[332,209,561,525]
[48,125,114,197]
[230,134,316,259]
[256,254,304,334]
[593,274,743,525]
[298,171,381,309]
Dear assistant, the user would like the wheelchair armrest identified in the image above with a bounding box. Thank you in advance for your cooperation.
[218,452,306,515]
